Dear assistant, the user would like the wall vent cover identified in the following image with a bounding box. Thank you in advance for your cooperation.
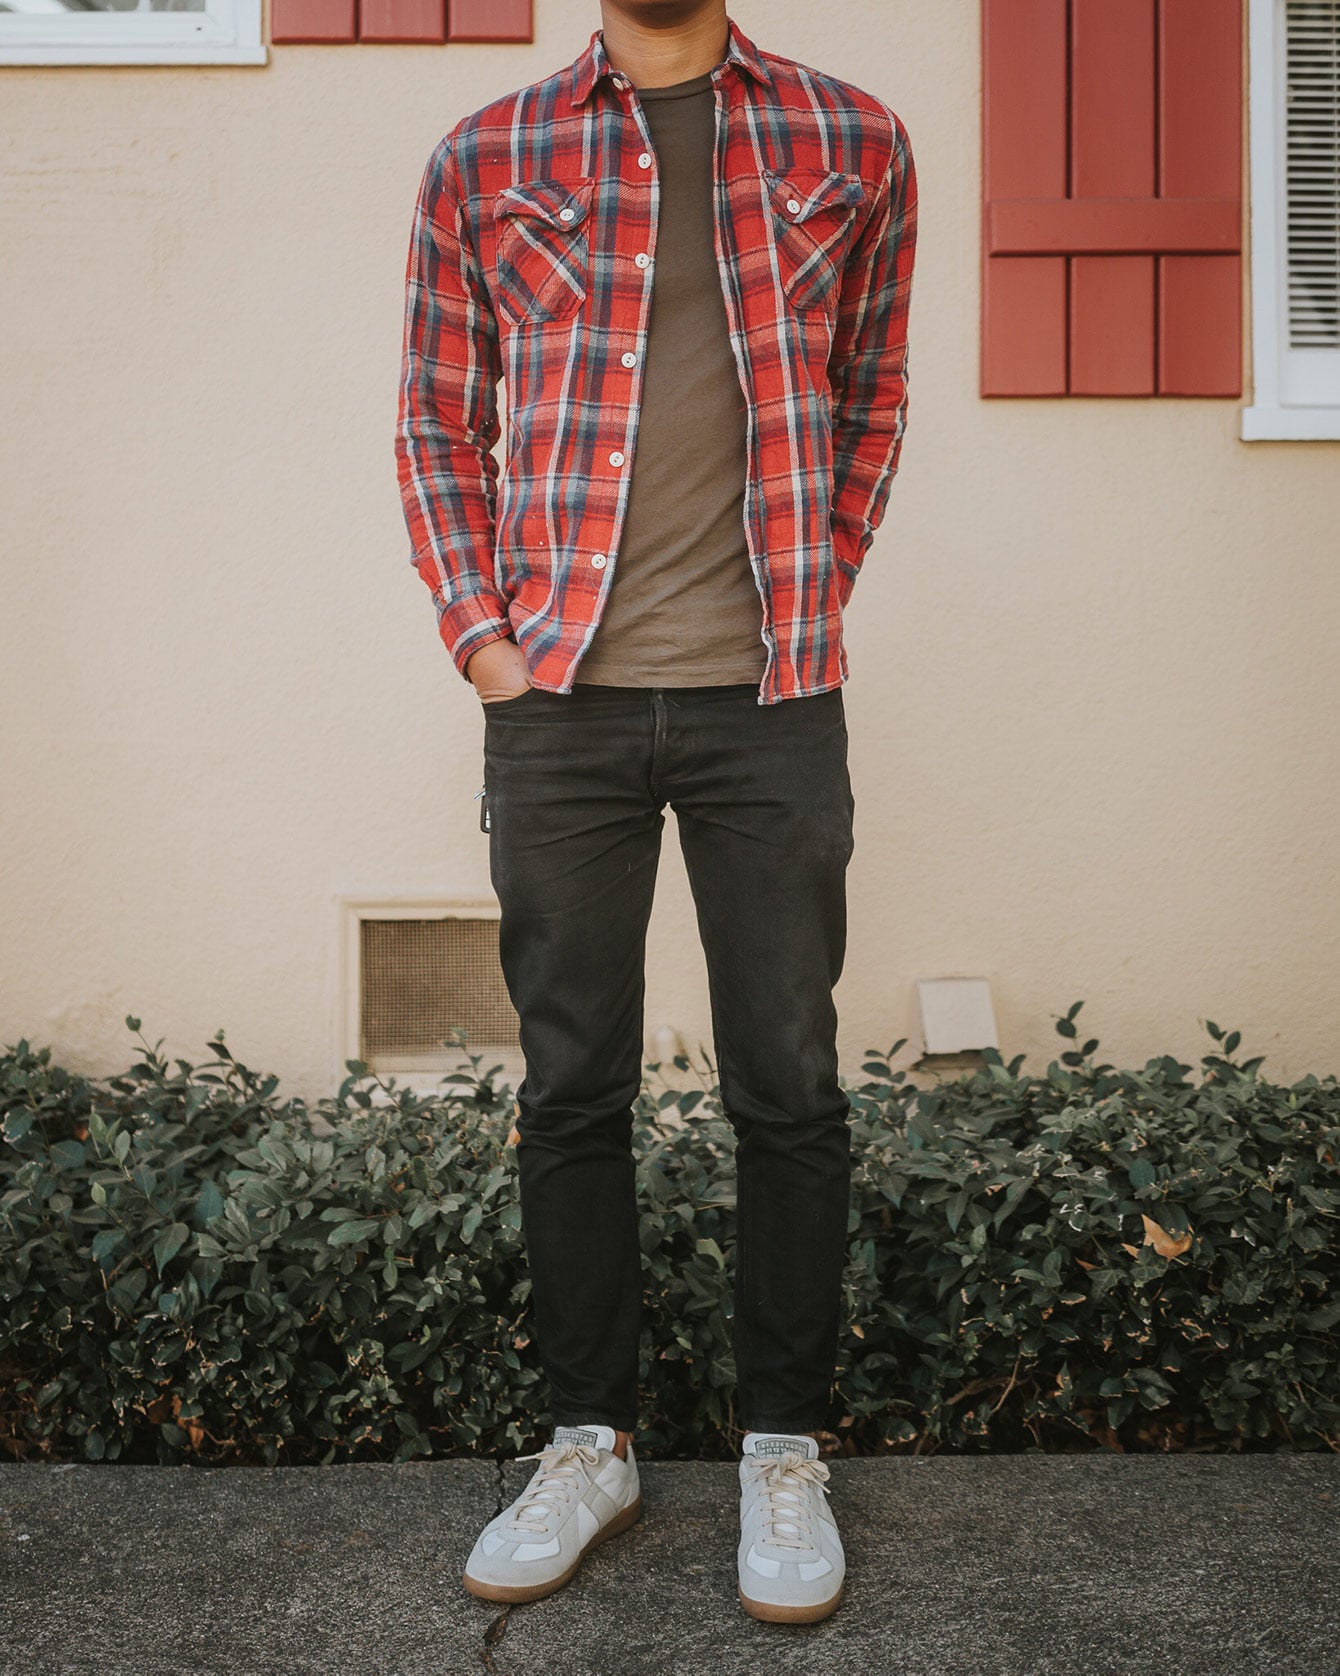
[359,915,518,1072]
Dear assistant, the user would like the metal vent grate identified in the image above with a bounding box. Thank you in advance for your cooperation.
[1286,0,1340,348]
[359,916,518,1069]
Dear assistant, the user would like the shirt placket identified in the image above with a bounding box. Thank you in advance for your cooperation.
[709,61,777,706]
[562,63,773,707]
[565,74,663,687]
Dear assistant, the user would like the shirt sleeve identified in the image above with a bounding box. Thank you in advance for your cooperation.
[395,134,514,679]
[826,112,919,610]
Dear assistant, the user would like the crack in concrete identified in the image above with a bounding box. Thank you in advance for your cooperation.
[478,1459,513,1676]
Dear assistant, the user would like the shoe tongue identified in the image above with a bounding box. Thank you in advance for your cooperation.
[743,1430,820,1460]
[551,1423,618,1452]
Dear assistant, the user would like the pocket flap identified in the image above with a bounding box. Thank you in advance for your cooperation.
[494,178,595,230]
[765,169,865,224]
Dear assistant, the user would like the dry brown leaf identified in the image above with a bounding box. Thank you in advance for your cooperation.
[1121,1243,1141,1257]
[1141,1214,1192,1259]
[851,1323,865,1339]
[170,1393,206,1451]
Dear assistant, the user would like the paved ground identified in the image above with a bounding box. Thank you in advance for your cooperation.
[1,1453,1336,1675]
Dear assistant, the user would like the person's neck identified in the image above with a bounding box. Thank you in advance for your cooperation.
[598,4,730,89]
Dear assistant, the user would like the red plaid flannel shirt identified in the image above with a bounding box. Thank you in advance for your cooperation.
[395,17,917,704]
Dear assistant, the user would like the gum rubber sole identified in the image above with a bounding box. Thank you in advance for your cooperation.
[737,1580,844,1624]
[462,1493,643,1603]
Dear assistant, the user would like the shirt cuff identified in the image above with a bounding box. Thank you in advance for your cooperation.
[436,592,514,680]
[830,519,867,609]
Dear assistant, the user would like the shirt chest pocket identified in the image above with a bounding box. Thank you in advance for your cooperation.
[492,178,595,326]
[764,169,866,312]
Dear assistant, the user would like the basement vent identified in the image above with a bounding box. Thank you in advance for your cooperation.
[1286,0,1340,348]
[359,916,519,1073]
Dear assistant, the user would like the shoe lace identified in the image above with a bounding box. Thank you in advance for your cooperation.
[744,1450,832,1550]
[505,1441,602,1535]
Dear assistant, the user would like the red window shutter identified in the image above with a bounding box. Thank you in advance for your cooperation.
[271,0,357,43]
[448,0,533,43]
[982,0,1068,395]
[981,0,1242,397]
[1158,0,1243,395]
[360,1,447,42]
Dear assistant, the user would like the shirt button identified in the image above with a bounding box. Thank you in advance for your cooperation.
[620,351,637,368]
[590,553,607,569]
[609,450,625,467]
[559,206,576,222]
[786,197,802,216]
[634,252,651,269]
[637,151,653,170]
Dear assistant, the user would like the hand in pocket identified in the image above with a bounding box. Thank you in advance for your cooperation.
[467,637,534,703]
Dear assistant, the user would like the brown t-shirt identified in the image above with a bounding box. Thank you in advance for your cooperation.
[574,69,767,688]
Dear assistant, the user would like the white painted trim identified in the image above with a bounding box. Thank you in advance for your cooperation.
[1242,0,1340,441]
[1242,403,1340,440]
[0,0,265,66]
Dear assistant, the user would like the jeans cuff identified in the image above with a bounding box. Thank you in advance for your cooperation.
[739,1418,829,1436]
[550,1414,636,1433]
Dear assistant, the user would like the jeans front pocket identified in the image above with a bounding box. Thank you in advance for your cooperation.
[480,683,542,714]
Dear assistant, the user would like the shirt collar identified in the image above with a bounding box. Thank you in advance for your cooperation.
[568,16,773,108]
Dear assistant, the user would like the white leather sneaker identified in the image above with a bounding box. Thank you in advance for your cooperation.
[462,1423,641,1603]
[737,1431,845,1623]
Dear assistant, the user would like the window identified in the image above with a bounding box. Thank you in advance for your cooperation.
[0,0,264,67]
[1245,0,1340,438]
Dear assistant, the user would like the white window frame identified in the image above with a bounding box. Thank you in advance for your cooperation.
[0,0,265,67]
[1243,0,1340,439]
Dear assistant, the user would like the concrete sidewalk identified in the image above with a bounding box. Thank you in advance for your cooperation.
[1,1453,1336,1675]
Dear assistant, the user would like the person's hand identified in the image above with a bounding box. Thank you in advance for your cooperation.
[466,636,533,703]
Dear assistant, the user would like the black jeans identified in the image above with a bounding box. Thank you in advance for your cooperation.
[482,680,855,1435]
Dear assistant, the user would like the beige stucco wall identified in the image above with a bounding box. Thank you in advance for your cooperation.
[3,0,1337,1099]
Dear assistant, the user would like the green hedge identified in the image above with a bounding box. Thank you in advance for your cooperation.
[2,1005,1337,1464]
